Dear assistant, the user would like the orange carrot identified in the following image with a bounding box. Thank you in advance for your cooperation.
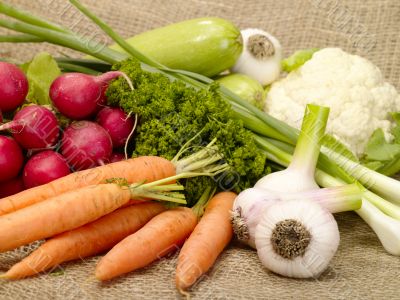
[95,207,198,281]
[0,156,175,216]
[1,202,166,279]
[175,192,236,291]
[0,173,186,254]
[0,184,131,253]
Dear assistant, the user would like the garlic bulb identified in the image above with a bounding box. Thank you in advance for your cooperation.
[231,188,279,248]
[231,28,282,85]
[255,199,340,278]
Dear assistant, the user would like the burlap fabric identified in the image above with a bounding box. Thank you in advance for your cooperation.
[1,0,400,299]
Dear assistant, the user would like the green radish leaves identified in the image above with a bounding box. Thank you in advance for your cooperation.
[24,52,61,106]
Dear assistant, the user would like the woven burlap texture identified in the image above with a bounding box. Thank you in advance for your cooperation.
[1,0,400,299]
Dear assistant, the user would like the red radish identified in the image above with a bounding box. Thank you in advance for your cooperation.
[0,62,28,112]
[50,71,132,120]
[0,105,59,150]
[109,152,125,163]
[23,150,71,189]
[0,110,3,123]
[0,135,24,182]
[0,176,24,198]
[61,121,113,171]
[96,107,135,148]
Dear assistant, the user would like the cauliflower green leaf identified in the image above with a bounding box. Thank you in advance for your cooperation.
[281,48,319,72]
[362,113,400,175]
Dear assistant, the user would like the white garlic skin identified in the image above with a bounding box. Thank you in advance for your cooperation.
[232,28,282,86]
[255,199,340,278]
[232,188,279,248]
[254,167,319,194]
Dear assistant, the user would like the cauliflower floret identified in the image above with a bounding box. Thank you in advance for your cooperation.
[265,48,400,156]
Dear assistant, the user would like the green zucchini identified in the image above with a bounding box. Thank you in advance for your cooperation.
[109,17,242,77]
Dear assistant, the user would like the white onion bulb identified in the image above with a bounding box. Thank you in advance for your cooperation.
[232,28,282,85]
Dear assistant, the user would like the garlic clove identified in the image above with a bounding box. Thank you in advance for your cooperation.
[255,199,340,278]
[231,188,279,248]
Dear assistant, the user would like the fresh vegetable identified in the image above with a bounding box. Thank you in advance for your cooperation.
[175,191,236,292]
[0,61,28,112]
[23,52,61,105]
[255,199,340,278]
[0,176,24,198]
[107,59,269,204]
[60,121,113,170]
[22,150,71,189]
[232,184,361,248]
[255,104,328,192]
[108,17,242,77]
[231,104,359,249]
[356,199,400,255]
[0,105,59,150]
[231,28,282,85]
[0,135,24,182]
[281,48,319,72]
[216,73,265,109]
[96,107,135,148]
[95,207,197,281]
[49,71,132,120]
[0,175,186,253]
[1,202,165,279]
[265,48,400,159]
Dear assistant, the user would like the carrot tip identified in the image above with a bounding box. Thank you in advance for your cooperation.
[178,287,191,300]
[0,273,8,279]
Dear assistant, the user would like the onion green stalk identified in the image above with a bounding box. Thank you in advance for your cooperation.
[0,34,43,43]
[322,148,400,205]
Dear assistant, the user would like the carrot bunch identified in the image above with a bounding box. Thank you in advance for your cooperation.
[0,154,237,295]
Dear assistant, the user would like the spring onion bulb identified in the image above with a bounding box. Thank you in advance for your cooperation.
[255,199,340,278]
[255,104,329,193]
[356,200,400,256]
[231,28,282,85]
[232,184,361,248]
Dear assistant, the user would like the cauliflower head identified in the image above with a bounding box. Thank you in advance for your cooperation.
[265,47,400,156]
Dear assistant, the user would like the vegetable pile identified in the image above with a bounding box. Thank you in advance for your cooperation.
[0,0,400,296]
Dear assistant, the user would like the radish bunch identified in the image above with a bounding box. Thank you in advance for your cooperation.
[0,63,135,197]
